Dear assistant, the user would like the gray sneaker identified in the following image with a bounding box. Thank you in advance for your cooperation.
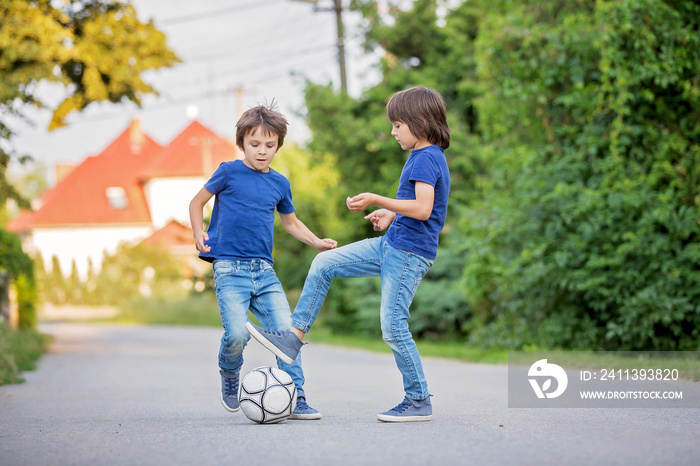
[377,397,432,422]
[290,396,322,420]
[220,370,240,412]
[245,322,304,365]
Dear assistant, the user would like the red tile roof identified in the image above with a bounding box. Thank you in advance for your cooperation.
[140,220,193,248]
[7,119,236,233]
[9,123,163,232]
[139,120,238,179]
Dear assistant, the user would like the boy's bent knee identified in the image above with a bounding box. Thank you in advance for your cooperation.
[309,250,340,279]
[310,249,335,270]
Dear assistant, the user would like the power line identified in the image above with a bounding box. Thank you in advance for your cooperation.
[156,41,334,92]
[158,0,285,26]
[174,8,325,62]
[184,42,334,64]
[60,53,334,125]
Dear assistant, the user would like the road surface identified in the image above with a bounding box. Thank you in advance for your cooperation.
[1,322,699,465]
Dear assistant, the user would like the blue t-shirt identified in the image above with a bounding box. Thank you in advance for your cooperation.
[198,160,295,264]
[384,145,450,260]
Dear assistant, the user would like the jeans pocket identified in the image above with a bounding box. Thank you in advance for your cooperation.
[213,263,239,282]
[411,257,432,294]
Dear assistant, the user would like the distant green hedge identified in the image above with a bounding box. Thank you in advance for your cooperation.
[0,229,36,329]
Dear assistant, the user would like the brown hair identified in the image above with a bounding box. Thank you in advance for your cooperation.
[386,86,450,150]
[235,104,288,148]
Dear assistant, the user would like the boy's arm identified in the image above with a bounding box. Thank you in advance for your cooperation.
[278,212,338,252]
[346,181,435,221]
[189,187,214,253]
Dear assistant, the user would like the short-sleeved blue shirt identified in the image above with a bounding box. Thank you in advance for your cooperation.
[198,160,295,264]
[384,145,450,260]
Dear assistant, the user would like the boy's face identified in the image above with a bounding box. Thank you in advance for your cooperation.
[390,121,419,151]
[238,127,279,172]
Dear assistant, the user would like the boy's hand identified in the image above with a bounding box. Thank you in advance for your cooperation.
[364,209,395,231]
[194,231,211,253]
[315,238,338,252]
[346,193,376,212]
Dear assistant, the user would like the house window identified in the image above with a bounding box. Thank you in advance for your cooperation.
[106,187,128,209]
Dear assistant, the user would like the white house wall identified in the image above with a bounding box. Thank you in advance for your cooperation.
[31,225,153,279]
[144,177,206,229]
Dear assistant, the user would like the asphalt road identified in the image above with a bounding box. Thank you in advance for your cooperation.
[1,322,699,466]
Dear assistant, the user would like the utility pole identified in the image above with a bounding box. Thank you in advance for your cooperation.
[292,0,348,93]
[221,85,256,158]
[333,0,348,93]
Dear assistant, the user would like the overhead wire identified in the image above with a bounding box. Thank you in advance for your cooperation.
[155,6,331,88]
[157,0,286,26]
[61,51,335,126]
[61,1,354,125]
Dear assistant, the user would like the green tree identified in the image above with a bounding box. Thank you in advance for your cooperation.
[301,0,487,335]
[0,0,179,212]
[302,0,700,351]
[67,259,82,304]
[0,229,36,328]
[46,255,66,304]
[93,242,184,305]
[271,143,344,290]
[1,162,49,225]
[463,0,700,350]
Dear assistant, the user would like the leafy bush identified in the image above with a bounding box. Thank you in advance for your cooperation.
[304,0,699,351]
[0,322,48,385]
[462,0,700,350]
[37,242,189,306]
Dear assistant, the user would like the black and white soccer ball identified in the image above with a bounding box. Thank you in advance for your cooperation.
[239,366,297,424]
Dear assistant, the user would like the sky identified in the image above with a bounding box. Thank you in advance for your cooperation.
[10,0,398,183]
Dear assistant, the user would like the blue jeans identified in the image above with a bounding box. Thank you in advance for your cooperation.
[213,259,305,396]
[292,236,433,401]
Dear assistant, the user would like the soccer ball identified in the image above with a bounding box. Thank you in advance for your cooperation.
[239,366,297,424]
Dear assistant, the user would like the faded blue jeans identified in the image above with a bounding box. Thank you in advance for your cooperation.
[292,236,433,401]
[213,259,305,396]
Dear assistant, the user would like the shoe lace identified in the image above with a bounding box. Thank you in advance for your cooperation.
[223,377,238,396]
[296,397,310,411]
[392,399,414,413]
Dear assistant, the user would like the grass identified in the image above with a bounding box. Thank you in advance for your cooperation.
[305,327,509,364]
[0,322,51,385]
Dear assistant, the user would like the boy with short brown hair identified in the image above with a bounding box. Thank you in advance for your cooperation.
[189,104,337,419]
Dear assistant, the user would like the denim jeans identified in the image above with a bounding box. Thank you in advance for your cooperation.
[292,236,433,401]
[213,259,305,395]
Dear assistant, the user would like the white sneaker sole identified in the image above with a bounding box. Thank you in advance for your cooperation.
[289,412,322,420]
[245,322,295,364]
[376,413,432,422]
